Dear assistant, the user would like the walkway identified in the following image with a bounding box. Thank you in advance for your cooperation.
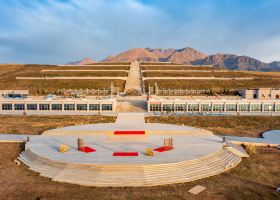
[0,134,33,142]
[16,77,127,80]
[124,61,143,93]
[143,77,253,80]
[224,130,280,146]
[116,112,145,124]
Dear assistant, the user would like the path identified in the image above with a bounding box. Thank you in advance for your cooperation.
[223,130,280,146]
[116,95,147,112]
[143,77,253,80]
[124,61,143,93]
[16,77,127,80]
[116,112,145,124]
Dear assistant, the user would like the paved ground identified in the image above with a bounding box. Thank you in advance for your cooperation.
[116,100,147,112]
[224,130,280,146]
[25,133,222,164]
[16,77,127,80]
[116,112,145,124]
[143,77,253,80]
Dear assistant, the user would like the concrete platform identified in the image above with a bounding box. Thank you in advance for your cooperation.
[25,133,223,165]
[17,113,245,187]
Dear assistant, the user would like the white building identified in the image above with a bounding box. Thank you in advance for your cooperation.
[147,97,280,114]
[0,91,116,115]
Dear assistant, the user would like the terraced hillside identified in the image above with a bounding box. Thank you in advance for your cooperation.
[0,64,129,94]
[141,62,280,95]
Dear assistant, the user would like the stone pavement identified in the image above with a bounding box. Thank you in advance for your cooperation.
[224,130,280,146]
[0,134,33,142]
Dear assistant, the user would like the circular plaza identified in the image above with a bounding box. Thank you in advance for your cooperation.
[19,114,243,187]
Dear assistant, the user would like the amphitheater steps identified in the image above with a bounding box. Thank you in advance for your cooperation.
[19,148,242,187]
[226,141,250,157]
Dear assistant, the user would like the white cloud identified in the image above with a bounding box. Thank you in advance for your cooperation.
[0,0,280,64]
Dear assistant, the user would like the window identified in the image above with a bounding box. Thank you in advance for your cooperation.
[250,104,261,112]
[150,103,161,111]
[14,104,25,110]
[52,104,62,110]
[175,104,186,112]
[213,104,224,112]
[77,104,87,111]
[201,104,211,112]
[188,104,199,112]
[238,104,250,112]
[89,104,100,111]
[39,104,50,110]
[264,104,274,112]
[275,104,280,112]
[64,104,75,110]
[2,104,12,110]
[162,104,173,112]
[27,104,37,110]
[226,104,237,111]
[102,104,112,111]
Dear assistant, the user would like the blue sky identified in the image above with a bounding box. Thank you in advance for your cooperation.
[0,0,280,64]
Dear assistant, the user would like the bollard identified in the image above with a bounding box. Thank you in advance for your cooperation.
[77,138,85,151]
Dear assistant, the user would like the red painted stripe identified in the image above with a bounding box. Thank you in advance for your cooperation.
[114,131,145,135]
[80,146,96,153]
[154,146,173,152]
[113,152,139,156]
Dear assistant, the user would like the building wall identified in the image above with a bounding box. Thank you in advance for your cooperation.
[241,88,280,100]
[0,99,116,115]
[148,99,280,114]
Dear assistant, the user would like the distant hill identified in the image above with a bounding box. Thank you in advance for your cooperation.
[102,47,207,64]
[268,61,280,71]
[191,54,270,71]
[66,57,95,65]
[67,48,280,71]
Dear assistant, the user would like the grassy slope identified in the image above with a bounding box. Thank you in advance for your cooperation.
[0,115,115,135]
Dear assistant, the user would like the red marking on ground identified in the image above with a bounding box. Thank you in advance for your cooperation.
[114,131,145,135]
[154,146,173,152]
[113,152,139,156]
[80,146,96,153]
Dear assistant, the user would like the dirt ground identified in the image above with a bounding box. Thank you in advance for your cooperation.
[0,115,115,135]
[0,143,279,200]
[146,116,280,137]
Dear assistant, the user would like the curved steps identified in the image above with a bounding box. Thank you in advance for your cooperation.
[19,147,242,187]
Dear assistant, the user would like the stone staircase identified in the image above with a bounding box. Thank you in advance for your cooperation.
[19,147,242,187]
[124,61,143,93]
[225,141,250,157]
[116,100,147,112]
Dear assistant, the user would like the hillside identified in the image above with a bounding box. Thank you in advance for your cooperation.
[102,47,207,64]
[68,48,280,71]
[67,57,95,65]
[191,54,270,71]
[268,61,280,71]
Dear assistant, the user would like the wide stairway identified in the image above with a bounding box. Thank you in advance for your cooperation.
[19,147,242,187]
[124,61,143,93]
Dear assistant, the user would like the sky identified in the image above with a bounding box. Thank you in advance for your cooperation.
[0,0,280,64]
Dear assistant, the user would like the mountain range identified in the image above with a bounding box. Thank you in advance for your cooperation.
[67,47,280,71]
